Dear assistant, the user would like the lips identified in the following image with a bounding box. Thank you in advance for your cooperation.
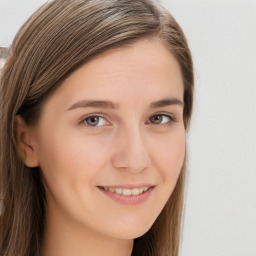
[97,185,155,205]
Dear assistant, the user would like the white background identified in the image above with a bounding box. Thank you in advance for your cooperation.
[1,1,256,256]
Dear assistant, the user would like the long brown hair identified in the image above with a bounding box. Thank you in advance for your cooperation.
[0,0,194,255]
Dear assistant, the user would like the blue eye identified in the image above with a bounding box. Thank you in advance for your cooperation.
[84,116,108,127]
[149,114,175,125]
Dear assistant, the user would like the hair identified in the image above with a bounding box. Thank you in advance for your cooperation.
[0,0,194,255]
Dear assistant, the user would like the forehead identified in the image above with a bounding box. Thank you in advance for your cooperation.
[80,39,182,85]
[42,39,183,112]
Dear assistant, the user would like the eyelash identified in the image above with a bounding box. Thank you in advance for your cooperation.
[147,113,177,125]
[79,112,177,128]
[81,115,110,127]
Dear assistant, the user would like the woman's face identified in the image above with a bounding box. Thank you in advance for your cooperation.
[29,39,185,239]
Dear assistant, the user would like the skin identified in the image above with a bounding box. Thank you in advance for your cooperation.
[16,39,185,256]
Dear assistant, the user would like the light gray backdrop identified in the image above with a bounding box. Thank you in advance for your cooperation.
[1,0,255,255]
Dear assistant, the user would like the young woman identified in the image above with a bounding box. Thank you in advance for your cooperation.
[0,0,194,255]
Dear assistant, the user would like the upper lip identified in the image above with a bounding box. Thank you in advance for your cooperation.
[97,184,155,189]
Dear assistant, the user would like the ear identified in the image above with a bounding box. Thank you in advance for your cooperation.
[15,115,39,168]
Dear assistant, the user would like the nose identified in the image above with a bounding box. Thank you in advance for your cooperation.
[111,126,151,173]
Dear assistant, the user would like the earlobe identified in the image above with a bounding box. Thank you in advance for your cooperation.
[15,115,39,168]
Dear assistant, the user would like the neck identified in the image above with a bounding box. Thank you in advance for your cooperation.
[42,201,133,256]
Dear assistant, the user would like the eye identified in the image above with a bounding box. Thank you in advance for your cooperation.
[83,115,109,127]
[149,114,175,125]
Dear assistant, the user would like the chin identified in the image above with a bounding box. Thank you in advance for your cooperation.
[108,220,154,240]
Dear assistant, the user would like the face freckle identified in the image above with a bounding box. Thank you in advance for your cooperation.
[33,39,185,240]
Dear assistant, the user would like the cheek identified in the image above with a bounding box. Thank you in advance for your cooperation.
[38,132,107,179]
[153,129,186,183]
[35,128,112,219]
[35,126,110,200]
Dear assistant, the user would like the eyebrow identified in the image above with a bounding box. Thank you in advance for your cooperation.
[66,100,119,111]
[66,97,183,111]
[149,98,183,108]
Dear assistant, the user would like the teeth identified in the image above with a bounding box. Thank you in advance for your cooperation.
[143,187,149,192]
[101,186,150,196]
[123,189,132,196]
[115,188,123,195]
[109,187,115,192]
[131,188,140,196]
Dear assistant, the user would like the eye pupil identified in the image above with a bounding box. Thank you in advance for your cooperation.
[150,115,162,124]
[86,116,99,126]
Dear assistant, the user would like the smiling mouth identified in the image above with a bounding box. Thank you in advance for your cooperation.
[98,186,151,196]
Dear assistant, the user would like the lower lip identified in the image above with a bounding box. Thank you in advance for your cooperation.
[98,187,154,205]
